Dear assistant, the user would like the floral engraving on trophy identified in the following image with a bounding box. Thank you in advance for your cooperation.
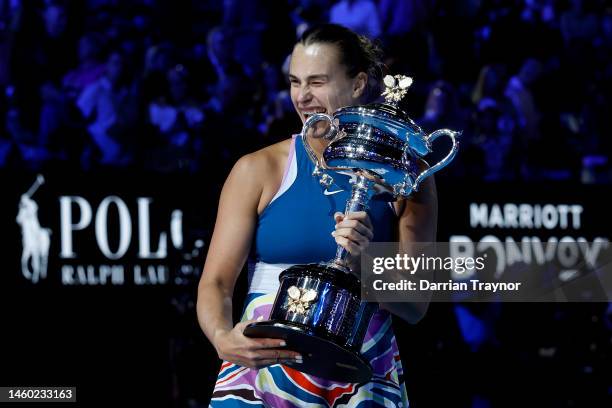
[285,286,318,315]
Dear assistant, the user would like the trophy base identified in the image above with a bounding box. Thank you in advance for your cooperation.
[244,321,372,383]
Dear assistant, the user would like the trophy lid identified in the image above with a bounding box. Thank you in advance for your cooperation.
[372,74,422,132]
[360,101,422,134]
[334,74,424,138]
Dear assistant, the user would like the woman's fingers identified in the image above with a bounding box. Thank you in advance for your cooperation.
[335,221,373,240]
[333,211,373,257]
[238,319,290,349]
[221,318,305,369]
[334,212,344,223]
[334,212,374,240]
[332,234,367,256]
[335,211,373,229]
[333,213,373,246]
[251,337,287,349]
[246,346,303,368]
[253,348,302,361]
[333,224,372,243]
[237,315,263,332]
[254,356,303,368]
[348,211,374,230]
[237,320,302,366]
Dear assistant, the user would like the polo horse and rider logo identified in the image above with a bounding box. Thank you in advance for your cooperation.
[16,175,52,283]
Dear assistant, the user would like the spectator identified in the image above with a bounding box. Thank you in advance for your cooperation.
[379,0,429,37]
[62,33,107,99]
[256,62,297,143]
[560,0,598,47]
[330,0,381,38]
[472,98,519,181]
[77,50,138,167]
[147,64,205,172]
[141,42,175,110]
[504,58,543,142]
[419,80,467,132]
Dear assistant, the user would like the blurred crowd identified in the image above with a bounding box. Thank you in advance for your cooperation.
[0,0,611,182]
[2,2,611,406]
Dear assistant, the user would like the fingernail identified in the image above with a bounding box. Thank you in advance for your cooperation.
[279,341,287,347]
[331,231,336,236]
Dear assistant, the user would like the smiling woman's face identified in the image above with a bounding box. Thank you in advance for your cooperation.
[289,43,361,129]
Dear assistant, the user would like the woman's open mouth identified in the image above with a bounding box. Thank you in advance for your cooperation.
[302,108,327,120]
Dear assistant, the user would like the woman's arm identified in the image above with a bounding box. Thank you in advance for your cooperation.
[196,152,301,368]
[331,171,438,324]
[379,174,438,324]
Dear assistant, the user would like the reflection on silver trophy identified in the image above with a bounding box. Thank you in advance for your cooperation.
[244,74,460,382]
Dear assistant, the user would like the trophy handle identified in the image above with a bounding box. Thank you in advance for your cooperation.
[413,129,460,191]
[301,113,338,140]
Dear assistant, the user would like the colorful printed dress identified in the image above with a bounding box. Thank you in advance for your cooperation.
[209,136,410,407]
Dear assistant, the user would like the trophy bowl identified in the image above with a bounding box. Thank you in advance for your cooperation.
[318,100,459,198]
[244,75,460,383]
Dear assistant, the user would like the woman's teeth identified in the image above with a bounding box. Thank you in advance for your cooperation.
[304,110,326,118]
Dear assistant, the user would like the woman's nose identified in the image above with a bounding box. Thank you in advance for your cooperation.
[297,84,312,103]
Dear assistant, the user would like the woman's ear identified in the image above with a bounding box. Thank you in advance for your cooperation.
[352,72,368,99]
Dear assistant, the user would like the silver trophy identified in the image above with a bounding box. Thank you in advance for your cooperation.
[244,75,460,382]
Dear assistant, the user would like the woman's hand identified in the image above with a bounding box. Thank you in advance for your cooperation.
[332,211,374,272]
[212,317,303,369]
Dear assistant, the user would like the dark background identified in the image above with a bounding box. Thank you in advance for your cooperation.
[1,1,611,407]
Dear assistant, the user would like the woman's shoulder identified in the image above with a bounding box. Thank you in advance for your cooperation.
[258,137,293,161]
[226,138,293,212]
[234,138,293,175]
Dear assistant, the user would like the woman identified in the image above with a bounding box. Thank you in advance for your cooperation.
[197,24,437,407]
